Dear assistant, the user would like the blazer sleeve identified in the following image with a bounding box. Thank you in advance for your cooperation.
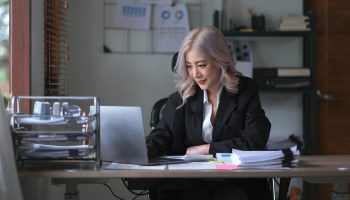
[209,78,271,153]
[146,93,186,157]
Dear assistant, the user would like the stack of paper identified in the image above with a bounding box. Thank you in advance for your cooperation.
[217,146,299,168]
[159,154,214,162]
[19,143,92,158]
[279,16,311,31]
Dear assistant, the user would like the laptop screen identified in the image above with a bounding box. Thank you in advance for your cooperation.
[99,106,149,164]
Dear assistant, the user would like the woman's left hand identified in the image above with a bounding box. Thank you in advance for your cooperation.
[186,144,210,155]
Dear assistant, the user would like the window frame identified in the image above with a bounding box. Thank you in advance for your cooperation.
[9,0,30,98]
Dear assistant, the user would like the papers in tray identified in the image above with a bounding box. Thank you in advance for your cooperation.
[18,144,92,158]
[21,149,91,157]
[15,116,90,125]
[218,145,299,168]
[21,135,86,142]
[16,117,67,125]
[19,143,90,150]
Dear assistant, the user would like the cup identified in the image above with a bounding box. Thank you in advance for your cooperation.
[251,15,265,31]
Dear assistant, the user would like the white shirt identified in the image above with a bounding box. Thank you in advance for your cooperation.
[202,86,223,143]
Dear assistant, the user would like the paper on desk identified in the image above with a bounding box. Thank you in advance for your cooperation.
[228,145,299,167]
[105,162,166,170]
[167,162,216,170]
[160,154,214,162]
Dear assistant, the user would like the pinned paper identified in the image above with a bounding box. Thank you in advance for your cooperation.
[152,4,190,52]
[105,3,151,30]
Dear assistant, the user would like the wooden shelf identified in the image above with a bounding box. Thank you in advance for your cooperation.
[223,30,312,37]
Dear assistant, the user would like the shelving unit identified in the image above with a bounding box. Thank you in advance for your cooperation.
[223,11,317,156]
[223,8,317,200]
[10,96,100,167]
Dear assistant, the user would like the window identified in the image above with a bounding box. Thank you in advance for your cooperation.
[0,0,9,96]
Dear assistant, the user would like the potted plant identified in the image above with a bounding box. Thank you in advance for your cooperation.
[2,93,11,109]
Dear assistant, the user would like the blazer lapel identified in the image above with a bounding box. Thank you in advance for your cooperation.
[185,89,205,144]
[212,89,238,141]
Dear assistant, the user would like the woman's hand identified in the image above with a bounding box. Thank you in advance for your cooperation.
[186,144,210,155]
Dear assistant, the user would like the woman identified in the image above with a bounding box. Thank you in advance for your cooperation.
[146,26,272,200]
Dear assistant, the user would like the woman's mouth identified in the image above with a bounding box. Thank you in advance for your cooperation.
[197,80,206,85]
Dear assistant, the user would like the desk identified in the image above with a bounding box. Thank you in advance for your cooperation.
[18,155,350,200]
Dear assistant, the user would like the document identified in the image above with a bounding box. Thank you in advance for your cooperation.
[216,146,300,168]
[160,154,214,162]
[21,143,90,150]
[105,3,151,30]
[15,116,90,125]
[21,135,86,142]
[152,4,190,52]
[105,162,166,170]
[16,117,67,125]
[167,162,216,170]
[22,149,91,157]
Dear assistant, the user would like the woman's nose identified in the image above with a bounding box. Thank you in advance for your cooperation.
[193,67,200,77]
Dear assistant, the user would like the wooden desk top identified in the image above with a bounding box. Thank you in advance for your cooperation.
[18,155,350,183]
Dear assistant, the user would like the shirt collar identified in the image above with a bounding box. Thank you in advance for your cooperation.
[203,85,224,104]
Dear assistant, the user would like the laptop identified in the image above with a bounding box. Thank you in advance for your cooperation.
[99,106,186,165]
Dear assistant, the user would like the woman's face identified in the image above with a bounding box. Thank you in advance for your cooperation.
[185,49,221,94]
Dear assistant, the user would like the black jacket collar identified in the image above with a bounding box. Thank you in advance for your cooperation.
[186,87,239,142]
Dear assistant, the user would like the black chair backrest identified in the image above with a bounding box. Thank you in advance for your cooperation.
[150,53,178,129]
[150,98,168,129]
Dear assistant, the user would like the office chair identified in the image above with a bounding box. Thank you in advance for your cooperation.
[147,52,293,200]
[149,52,177,130]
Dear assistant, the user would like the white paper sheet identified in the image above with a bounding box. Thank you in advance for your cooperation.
[16,117,67,125]
[228,145,299,167]
[105,3,151,30]
[105,162,166,170]
[152,4,190,52]
[160,154,214,162]
[167,162,216,170]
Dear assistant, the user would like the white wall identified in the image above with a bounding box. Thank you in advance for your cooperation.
[67,0,304,140]
[67,0,220,133]
[26,0,304,199]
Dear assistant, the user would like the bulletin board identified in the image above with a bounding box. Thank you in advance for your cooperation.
[103,0,203,54]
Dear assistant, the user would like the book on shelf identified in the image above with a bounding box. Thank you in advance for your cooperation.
[279,24,311,31]
[279,15,311,31]
[255,77,311,89]
[253,68,311,78]
[281,16,310,24]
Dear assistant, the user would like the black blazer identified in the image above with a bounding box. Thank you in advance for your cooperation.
[146,76,271,157]
[146,76,273,199]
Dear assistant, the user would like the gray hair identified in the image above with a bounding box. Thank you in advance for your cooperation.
[174,26,240,107]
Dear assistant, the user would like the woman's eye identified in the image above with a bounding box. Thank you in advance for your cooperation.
[186,65,193,69]
[198,64,206,68]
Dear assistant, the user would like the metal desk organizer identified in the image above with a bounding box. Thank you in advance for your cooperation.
[10,96,100,168]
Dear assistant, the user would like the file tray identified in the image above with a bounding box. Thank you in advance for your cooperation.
[10,96,100,167]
